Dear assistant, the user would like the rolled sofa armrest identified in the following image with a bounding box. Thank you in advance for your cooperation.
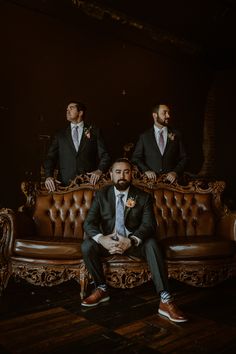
[217,211,236,241]
[0,208,37,262]
[0,208,18,261]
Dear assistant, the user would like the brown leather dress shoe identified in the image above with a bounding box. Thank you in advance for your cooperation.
[81,288,110,307]
[158,301,188,323]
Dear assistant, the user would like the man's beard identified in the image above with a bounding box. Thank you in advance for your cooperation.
[114,179,131,191]
[156,116,169,127]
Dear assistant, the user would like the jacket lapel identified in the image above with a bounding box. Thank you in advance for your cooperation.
[149,127,162,156]
[65,126,77,154]
[107,186,116,230]
[77,123,91,154]
[163,128,174,155]
[124,185,137,221]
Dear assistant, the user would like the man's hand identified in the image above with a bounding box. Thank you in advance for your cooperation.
[109,234,132,254]
[98,234,121,253]
[87,169,102,185]
[164,171,177,183]
[144,171,156,181]
[45,177,61,192]
[98,234,132,255]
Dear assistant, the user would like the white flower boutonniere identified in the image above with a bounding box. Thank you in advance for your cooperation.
[168,132,175,141]
[125,197,136,208]
[84,125,92,139]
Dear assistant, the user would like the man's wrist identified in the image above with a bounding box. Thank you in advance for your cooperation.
[93,234,103,243]
[128,235,139,247]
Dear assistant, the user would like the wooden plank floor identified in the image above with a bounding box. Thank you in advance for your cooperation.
[0,277,236,354]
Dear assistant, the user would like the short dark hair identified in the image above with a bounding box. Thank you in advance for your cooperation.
[152,103,170,114]
[110,158,133,171]
[68,101,87,115]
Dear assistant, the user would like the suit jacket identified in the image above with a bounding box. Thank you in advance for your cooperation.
[84,184,157,242]
[131,127,188,175]
[44,123,111,186]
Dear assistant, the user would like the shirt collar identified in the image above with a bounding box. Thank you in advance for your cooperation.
[71,121,84,129]
[114,186,130,200]
[154,125,167,134]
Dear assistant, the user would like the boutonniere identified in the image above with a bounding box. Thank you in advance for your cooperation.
[168,132,175,141]
[125,197,136,209]
[84,125,92,139]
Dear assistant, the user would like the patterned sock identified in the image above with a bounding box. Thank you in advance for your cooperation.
[160,290,173,303]
[97,284,107,292]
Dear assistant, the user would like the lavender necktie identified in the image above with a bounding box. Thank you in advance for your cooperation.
[158,130,165,155]
[72,126,79,151]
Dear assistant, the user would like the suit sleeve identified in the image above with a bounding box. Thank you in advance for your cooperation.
[44,134,59,178]
[95,128,111,172]
[131,135,150,173]
[84,191,103,238]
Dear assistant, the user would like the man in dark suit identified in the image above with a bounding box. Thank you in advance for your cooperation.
[132,103,188,183]
[44,101,111,191]
[81,158,188,323]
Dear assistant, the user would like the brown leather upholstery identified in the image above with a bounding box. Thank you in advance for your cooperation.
[14,238,82,259]
[0,176,236,298]
[153,190,216,238]
[32,189,94,239]
[161,237,236,260]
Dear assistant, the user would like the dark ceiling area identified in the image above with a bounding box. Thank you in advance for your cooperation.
[6,0,236,70]
[94,0,236,48]
[90,0,236,69]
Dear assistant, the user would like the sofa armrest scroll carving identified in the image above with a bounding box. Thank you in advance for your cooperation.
[0,208,18,262]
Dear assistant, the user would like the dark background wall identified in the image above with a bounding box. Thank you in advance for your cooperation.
[0,0,235,209]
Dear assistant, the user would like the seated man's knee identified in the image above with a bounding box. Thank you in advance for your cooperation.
[144,237,158,249]
[144,237,163,254]
[81,239,96,256]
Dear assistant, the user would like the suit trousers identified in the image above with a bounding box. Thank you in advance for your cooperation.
[81,237,170,294]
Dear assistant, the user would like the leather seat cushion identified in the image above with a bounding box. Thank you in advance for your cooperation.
[161,236,236,260]
[14,237,82,259]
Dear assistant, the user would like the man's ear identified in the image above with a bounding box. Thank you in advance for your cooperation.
[152,112,157,120]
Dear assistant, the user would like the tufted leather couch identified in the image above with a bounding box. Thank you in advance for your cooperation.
[0,174,236,298]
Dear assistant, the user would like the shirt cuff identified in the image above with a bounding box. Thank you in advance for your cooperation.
[92,233,103,243]
[129,235,141,246]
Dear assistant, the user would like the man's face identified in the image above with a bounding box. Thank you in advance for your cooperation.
[66,103,83,123]
[110,162,132,191]
[153,104,171,127]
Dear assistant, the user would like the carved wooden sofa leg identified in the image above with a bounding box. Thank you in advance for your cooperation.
[0,264,11,295]
[78,262,90,300]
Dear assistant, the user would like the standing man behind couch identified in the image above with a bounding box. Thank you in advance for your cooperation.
[132,103,188,183]
[44,101,111,191]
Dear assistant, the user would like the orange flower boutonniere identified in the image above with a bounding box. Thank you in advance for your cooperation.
[125,197,136,208]
[84,125,92,139]
[168,132,175,141]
